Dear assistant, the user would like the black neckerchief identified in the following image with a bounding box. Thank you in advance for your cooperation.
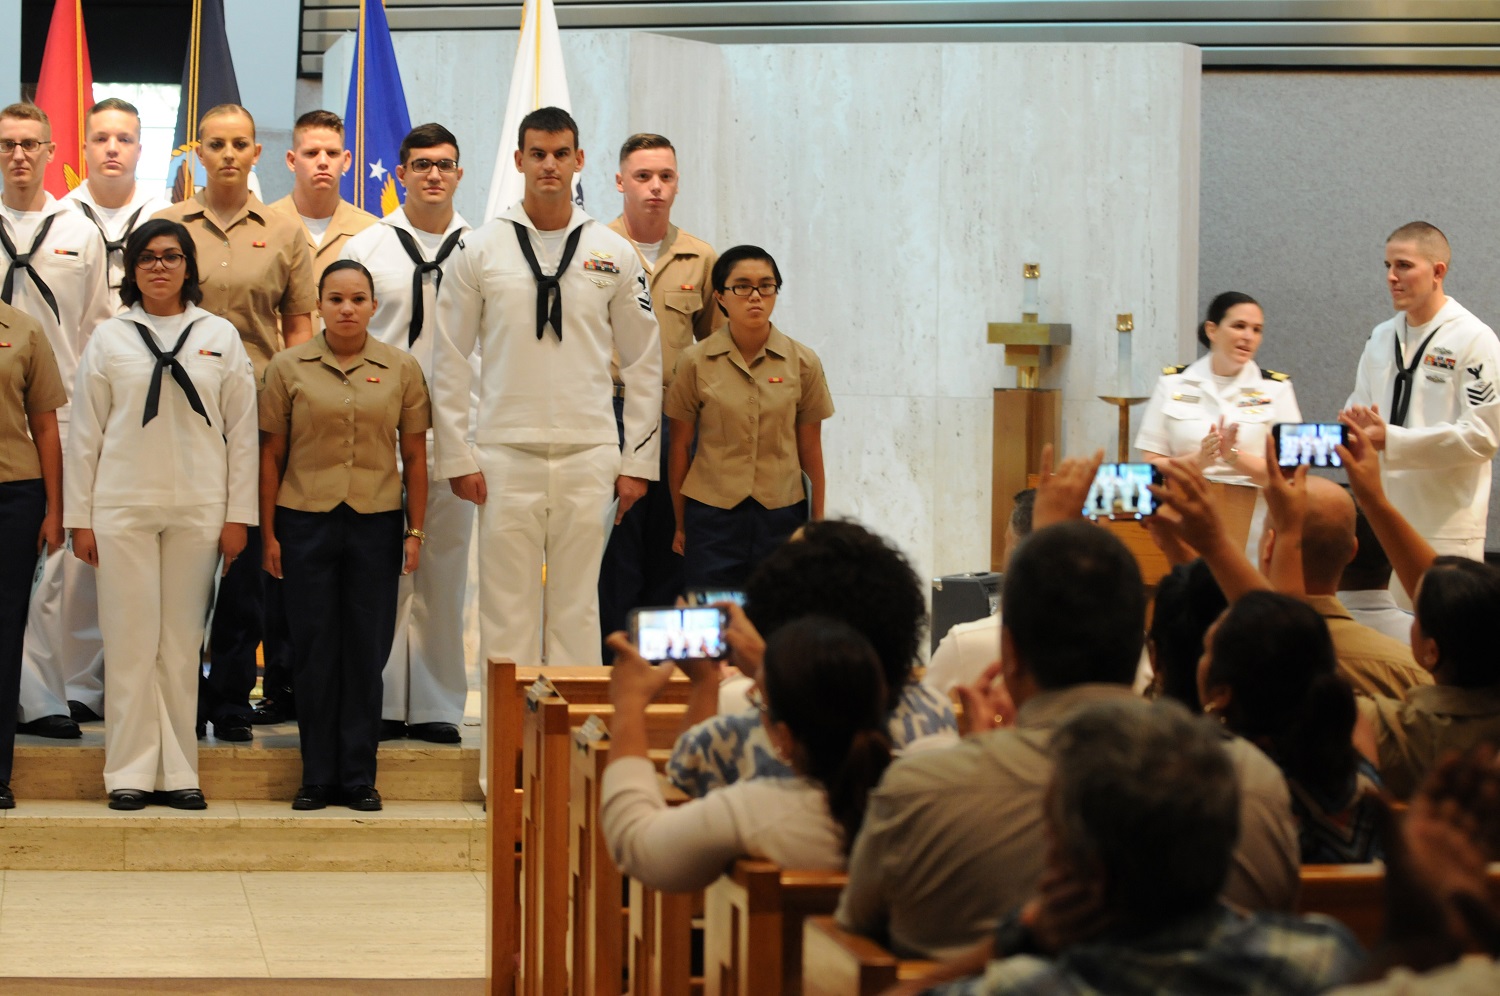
[1390,318,1447,427]
[511,221,583,341]
[75,201,146,257]
[0,211,60,320]
[392,225,465,347]
[132,319,209,427]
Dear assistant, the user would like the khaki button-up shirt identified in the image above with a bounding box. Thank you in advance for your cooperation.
[259,333,430,514]
[606,219,717,388]
[1360,684,1500,799]
[0,301,67,483]
[153,192,317,376]
[267,195,378,289]
[665,324,834,510]
[1306,594,1433,699]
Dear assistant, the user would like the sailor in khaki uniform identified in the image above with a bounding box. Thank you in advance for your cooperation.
[153,103,316,742]
[599,133,717,651]
[256,110,376,724]
[341,123,471,743]
[260,260,430,812]
[666,245,834,588]
[0,299,66,805]
[1,102,113,740]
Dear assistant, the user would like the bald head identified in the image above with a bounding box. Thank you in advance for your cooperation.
[1301,477,1358,593]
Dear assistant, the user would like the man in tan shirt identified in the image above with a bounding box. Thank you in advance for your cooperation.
[256,109,375,722]
[598,134,716,650]
[268,111,377,290]
[154,103,316,742]
[1260,476,1431,699]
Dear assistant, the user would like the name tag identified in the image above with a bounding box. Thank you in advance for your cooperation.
[1171,393,1199,403]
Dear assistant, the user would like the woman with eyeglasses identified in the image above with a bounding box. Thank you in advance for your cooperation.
[665,245,834,588]
[65,218,258,811]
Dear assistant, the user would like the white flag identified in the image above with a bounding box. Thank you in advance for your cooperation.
[485,0,579,219]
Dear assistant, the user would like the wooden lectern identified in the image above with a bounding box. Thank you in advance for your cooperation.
[1100,480,1260,590]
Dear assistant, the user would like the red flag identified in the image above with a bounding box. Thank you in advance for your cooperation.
[33,0,95,197]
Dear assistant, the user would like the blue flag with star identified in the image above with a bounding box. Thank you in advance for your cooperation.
[341,0,411,216]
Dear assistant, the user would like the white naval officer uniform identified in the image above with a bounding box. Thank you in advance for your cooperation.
[64,304,258,791]
[341,206,474,728]
[62,182,173,715]
[433,203,660,792]
[1346,297,1500,562]
[0,194,113,724]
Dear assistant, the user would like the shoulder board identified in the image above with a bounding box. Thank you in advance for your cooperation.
[1162,364,1189,375]
[1262,369,1290,382]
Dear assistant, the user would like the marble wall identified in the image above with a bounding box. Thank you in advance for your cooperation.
[318,34,1201,604]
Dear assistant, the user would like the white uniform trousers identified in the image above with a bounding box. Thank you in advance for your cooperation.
[93,503,223,792]
[383,456,475,726]
[19,421,105,721]
[1390,536,1486,610]
[474,441,619,793]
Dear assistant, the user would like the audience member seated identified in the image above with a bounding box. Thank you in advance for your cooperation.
[923,488,1033,697]
[902,698,1363,995]
[1337,494,1417,645]
[1339,420,1500,798]
[667,520,957,798]
[1148,558,1227,711]
[1201,591,1385,863]
[835,512,1299,961]
[600,616,891,892]
[1263,476,1429,698]
[1327,747,1500,994]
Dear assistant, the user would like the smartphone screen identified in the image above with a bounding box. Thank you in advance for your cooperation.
[1272,423,1347,470]
[629,607,727,662]
[684,588,746,608]
[1083,462,1163,521]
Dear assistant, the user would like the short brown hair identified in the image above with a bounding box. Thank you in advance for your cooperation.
[86,97,140,135]
[293,109,345,142]
[0,102,50,137]
[199,103,256,138]
[1387,221,1451,267]
[618,133,674,164]
[400,122,460,164]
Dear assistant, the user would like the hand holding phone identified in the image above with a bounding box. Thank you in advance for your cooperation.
[684,588,746,608]
[1271,423,1347,471]
[629,607,728,662]
[1082,463,1163,521]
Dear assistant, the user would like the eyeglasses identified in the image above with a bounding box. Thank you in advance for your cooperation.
[746,685,768,713]
[135,252,187,270]
[407,158,459,174]
[726,283,780,298]
[0,139,52,155]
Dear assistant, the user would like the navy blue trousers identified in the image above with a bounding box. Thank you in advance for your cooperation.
[0,479,44,782]
[277,504,402,791]
[682,497,805,591]
[201,526,290,723]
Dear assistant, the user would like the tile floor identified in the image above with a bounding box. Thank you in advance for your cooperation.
[0,870,487,978]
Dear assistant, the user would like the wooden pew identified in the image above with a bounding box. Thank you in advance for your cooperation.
[704,861,848,996]
[487,657,521,996]
[628,874,696,996]
[569,724,624,996]
[521,680,572,996]
[1297,863,1384,950]
[801,917,935,996]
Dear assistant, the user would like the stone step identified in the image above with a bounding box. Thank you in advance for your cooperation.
[0,799,487,872]
[10,723,483,803]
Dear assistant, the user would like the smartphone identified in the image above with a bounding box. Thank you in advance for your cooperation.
[684,588,746,608]
[1082,462,1163,521]
[1272,423,1347,470]
[629,606,728,662]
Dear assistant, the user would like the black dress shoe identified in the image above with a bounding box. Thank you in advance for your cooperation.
[213,717,252,742]
[379,719,408,741]
[108,789,147,811]
[196,721,206,740]
[159,788,207,810]
[68,700,103,723]
[407,722,461,744]
[0,782,14,809]
[250,699,291,725]
[18,715,82,739]
[292,784,331,811]
[344,785,382,812]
